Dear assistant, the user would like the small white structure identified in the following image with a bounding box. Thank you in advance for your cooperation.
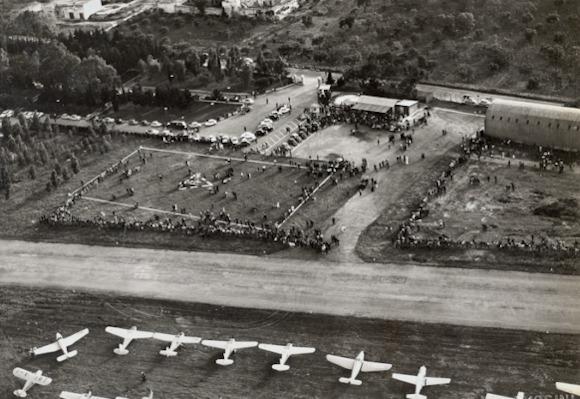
[56,0,102,20]
[396,99,419,117]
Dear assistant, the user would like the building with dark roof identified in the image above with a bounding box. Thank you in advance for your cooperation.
[485,99,580,151]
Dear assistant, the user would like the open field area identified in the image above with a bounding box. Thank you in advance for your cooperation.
[0,286,578,399]
[416,158,580,246]
[108,102,240,125]
[75,146,335,225]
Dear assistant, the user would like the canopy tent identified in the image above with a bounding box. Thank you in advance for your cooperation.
[351,96,399,114]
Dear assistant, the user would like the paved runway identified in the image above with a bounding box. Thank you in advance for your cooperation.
[0,239,578,334]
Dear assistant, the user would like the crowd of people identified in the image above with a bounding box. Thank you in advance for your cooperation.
[41,141,362,253]
[392,135,580,257]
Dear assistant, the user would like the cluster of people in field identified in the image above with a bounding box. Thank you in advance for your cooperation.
[392,134,580,257]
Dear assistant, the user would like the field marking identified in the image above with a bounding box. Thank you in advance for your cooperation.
[69,148,140,197]
[279,174,333,227]
[81,196,201,220]
[139,146,302,168]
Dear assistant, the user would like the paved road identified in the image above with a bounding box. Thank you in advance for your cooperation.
[1,240,579,334]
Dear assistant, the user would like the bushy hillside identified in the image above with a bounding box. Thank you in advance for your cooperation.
[260,0,580,97]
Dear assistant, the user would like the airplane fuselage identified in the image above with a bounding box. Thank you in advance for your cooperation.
[223,339,236,360]
[279,344,293,365]
[56,333,69,356]
[415,366,427,394]
[349,351,365,382]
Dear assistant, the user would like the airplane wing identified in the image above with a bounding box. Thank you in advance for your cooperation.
[258,343,286,355]
[556,382,580,395]
[106,327,155,340]
[152,333,177,342]
[361,360,392,372]
[13,368,52,385]
[201,340,229,350]
[33,342,60,355]
[288,346,316,356]
[392,373,420,386]
[180,336,202,344]
[486,394,516,399]
[326,354,355,370]
[61,328,90,347]
[425,376,451,386]
[231,341,258,350]
[59,392,85,399]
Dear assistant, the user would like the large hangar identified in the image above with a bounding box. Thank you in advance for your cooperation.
[485,99,580,151]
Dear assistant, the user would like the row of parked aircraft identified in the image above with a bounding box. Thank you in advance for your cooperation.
[17,327,580,399]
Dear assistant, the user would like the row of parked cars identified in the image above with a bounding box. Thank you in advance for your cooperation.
[0,109,47,120]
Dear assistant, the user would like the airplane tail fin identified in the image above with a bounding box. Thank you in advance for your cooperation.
[339,377,362,386]
[406,394,427,399]
[216,358,234,366]
[57,350,78,362]
[13,389,27,398]
[272,364,290,372]
[114,346,130,356]
[159,349,178,357]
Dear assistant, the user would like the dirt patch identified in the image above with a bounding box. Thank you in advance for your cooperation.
[534,198,578,219]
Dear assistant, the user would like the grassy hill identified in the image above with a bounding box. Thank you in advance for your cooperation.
[254,0,580,98]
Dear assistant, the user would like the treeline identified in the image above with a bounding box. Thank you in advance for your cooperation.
[0,115,114,199]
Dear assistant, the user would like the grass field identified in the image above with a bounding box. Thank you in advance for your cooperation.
[416,157,580,246]
[108,102,240,125]
[0,286,578,399]
[75,147,325,225]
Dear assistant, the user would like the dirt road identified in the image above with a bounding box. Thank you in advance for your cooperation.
[1,240,579,334]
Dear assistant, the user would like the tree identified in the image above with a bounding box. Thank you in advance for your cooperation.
[71,155,80,174]
[29,165,36,180]
[455,12,475,36]
[38,42,81,90]
[239,63,253,89]
[194,0,207,15]
[50,169,58,188]
[325,71,335,85]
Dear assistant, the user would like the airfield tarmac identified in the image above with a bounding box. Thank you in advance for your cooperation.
[1,240,579,334]
[0,286,578,399]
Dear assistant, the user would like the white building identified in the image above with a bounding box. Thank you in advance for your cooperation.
[55,0,102,20]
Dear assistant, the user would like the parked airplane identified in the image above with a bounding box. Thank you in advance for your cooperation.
[12,368,52,397]
[60,392,109,399]
[258,343,316,371]
[486,392,525,399]
[201,339,258,366]
[32,328,89,362]
[556,382,580,395]
[392,366,451,399]
[153,332,201,357]
[106,326,154,355]
[326,351,392,385]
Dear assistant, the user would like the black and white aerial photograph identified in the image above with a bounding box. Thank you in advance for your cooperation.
[0,0,579,397]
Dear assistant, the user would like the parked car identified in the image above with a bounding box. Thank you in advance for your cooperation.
[242,98,254,105]
[147,128,160,135]
[205,119,217,127]
[287,138,297,146]
[230,137,239,146]
[189,133,201,142]
[269,111,279,120]
[189,121,201,129]
[141,120,150,126]
[255,128,266,137]
[128,119,139,125]
[150,121,162,127]
[278,105,290,114]
[479,98,492,107]
[102,117,115,124]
